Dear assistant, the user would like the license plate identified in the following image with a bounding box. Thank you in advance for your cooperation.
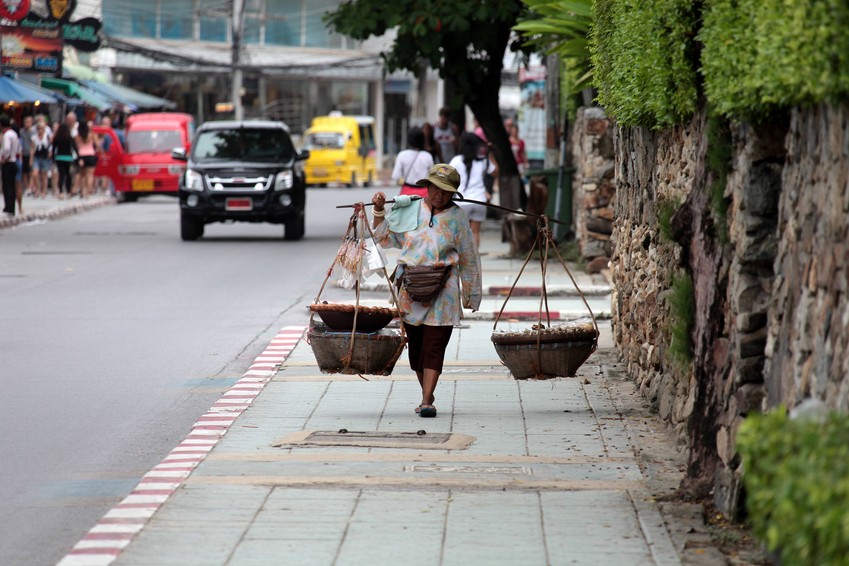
[132,178,154,191]
[225,197,252,211]
[313,167,327,177]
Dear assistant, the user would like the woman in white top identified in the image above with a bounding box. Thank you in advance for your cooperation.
[449,132,497,249]
[392,127,434,198]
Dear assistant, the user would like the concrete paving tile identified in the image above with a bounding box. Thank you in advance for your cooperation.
[229,540,339,566]
[335,490,446,566]
[246,520,351,538]
[116,526,244,565]
[336,537,440,566]
[541,490,656,564]
[443,492,547,565]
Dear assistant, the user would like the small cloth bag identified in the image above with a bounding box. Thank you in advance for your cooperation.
[398,265,453,303]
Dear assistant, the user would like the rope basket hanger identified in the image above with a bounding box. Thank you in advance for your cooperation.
[307,204,407,377]
[491,216,599,380]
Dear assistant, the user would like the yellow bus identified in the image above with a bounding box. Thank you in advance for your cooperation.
[303,114,377,187]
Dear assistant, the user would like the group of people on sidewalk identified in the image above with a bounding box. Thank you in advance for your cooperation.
[1,111,112,217]
[390,108,529,249]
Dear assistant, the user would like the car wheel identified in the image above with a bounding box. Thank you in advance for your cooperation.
[318,183,327,188]
[348,172,358,188]
[284,211,305,241]
[117,192,138,203]
[180,213,204,241]
[363,171,373,187]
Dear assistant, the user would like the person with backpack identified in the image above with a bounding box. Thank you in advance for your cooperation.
[449,132,498,250]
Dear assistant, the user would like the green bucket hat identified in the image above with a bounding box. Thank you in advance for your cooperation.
[415,163,460,193]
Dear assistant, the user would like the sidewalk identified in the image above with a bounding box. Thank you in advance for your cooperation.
[59,224,723,565]
[0,192,115,230]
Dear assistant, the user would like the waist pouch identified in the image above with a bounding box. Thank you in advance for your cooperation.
[397,265,452,303]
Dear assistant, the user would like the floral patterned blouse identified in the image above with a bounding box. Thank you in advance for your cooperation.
[374,200,482,326]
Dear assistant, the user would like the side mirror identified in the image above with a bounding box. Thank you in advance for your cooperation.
[171,147,187,161]
[358,145,368,158]
[296,149,310,161]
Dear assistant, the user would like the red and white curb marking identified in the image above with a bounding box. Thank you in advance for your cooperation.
[57,326,306,566]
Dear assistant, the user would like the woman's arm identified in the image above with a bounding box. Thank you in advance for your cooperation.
[371,191,386,230]
[456,216,482,310]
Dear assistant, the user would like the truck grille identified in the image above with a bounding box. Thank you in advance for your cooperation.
[206,175,271,192]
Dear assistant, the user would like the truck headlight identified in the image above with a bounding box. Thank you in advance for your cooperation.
[168,164,185,175]
[275,170,294,190]
[119,164,140,175]
[184,169,204,191]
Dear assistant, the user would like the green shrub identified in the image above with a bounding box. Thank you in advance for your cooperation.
[738,408,849,565]
[668,270,694,364]
[700,0,849,119]
[657,197,681,243]
[589,0,698,128]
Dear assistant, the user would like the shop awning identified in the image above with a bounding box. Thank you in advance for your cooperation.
[82,80,176,111]
[39,77,114,111]
[0,76,59,105]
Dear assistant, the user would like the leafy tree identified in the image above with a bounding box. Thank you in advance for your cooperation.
[326,0,529,205]
[514,0,592,91]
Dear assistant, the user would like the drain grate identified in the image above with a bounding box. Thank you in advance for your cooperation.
[273,430,475,450]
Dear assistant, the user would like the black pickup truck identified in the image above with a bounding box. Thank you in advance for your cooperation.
[172,120,310,241]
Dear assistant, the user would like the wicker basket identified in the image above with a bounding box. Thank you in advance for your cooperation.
[308,303,398,333]
[308,324,407,376]
[491,321,598,380]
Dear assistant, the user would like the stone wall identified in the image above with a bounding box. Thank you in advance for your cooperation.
[608,113,702,442]
[765,104,849,410]
[572,107,615,273]
[598,101,849,517]
[711,118,786,516]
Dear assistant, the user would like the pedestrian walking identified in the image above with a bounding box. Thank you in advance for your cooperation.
[370,164,482,418]
[433,107,460,163]
[19,115,34,196]
[1,115,20,216]
[31,121,52,199]
[421,122,442,163]
[392,126,434,198]
[74,121,100,200]
[52,123,75,200]
[509,124,529,177]
[449,132,498,250]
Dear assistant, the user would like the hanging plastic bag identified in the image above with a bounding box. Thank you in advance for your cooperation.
[361,237,387,279]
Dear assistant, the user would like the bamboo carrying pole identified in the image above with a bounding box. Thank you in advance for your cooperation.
[336,195,569,226]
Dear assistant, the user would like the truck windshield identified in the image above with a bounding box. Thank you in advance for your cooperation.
[193,129,295,162]
[304,132,345,149]
[126,130,183,154]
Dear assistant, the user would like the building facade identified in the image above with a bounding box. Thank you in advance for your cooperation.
[90,0,434,165]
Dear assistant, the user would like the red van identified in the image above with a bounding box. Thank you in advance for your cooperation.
[107,113,194,201]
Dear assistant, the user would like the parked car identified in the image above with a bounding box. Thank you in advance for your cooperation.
[302,113,377,187]
[113,112,194,201]
[93,126,123,193]
[172,120,309,241]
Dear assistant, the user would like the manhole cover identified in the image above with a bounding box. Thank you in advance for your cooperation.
[272,430,475,450]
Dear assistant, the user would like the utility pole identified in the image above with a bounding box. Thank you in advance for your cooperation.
[231,0,246,120]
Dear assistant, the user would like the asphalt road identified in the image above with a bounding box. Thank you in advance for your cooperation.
[0,187,383,565]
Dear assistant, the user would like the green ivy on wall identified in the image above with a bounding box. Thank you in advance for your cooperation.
[589,0,698,128]
[700,0,849,118]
